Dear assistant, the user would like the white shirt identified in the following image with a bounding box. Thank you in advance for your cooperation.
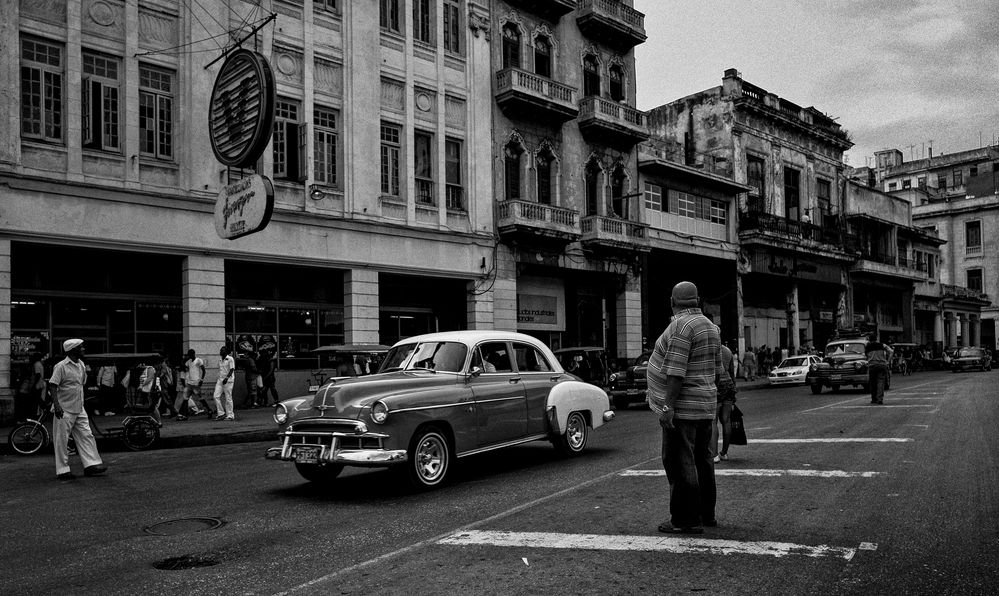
[49,357,87,414]
[186,357,205,384]
[217,355,235,383]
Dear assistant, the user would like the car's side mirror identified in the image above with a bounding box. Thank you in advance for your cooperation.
[468,366,483,378]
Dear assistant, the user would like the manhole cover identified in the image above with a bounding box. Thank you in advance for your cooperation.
[144,517,225,536]
[154,554,220,571]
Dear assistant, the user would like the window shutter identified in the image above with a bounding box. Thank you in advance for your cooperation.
[82,77,94,146]
[295,122,309,182]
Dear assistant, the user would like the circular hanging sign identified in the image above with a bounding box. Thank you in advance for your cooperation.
[214,174,274,240]
[208,49,276,168]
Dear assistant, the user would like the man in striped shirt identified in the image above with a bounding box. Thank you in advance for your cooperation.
[647,281,723,534]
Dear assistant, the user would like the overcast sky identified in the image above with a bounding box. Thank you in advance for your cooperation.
[634,0,999,167]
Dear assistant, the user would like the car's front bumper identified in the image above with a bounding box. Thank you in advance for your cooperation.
[265,423,407,467]
[768,373,806,385]
[608,387,647,399]
[808,372,867,386]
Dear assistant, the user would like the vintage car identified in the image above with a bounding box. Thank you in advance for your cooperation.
[951,347,992,372]
[606,351,653,410]
[553,346,608,388]
[807,337,891,394]
[768,355,822,386]
[265,331,614,489]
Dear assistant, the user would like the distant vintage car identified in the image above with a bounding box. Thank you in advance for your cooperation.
[265,331,614,489]
[607,351,653,410]
[553,346,608,387]
[807,337,891,394]
[768,355,822,386]
[951,347,992,372]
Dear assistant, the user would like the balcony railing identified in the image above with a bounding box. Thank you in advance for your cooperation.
[966,244,983,255]
[497,199,580,243]
[577,96,648,146]
[576,0,647,49]
[504,0,577,20]
[739,210,852,249]
[416,179,434,205]
[942,284,989,302]
[495,68,579,122]
[445,185,464,211]
[581,215,650,251]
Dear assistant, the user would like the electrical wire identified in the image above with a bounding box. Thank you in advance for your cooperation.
[184,0,224,51]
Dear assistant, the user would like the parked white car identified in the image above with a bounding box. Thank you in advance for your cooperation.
[769,355,822,386]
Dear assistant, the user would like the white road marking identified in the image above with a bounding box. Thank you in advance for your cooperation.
[620,469,879,478]
[751,438,912,443]
[858,542,878,551]
[906,425,930,429]
[836,405,936,408]
[439,530,861,561]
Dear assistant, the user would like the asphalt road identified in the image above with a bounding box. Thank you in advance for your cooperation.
[2,369,997,595]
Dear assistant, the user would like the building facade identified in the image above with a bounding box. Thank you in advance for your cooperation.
[1,0,499,413]
[489,0,649,360]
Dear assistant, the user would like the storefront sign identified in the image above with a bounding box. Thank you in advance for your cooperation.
[208,49,276,168]
[214,174,274,240]
[518,294,558,326]
[819,310,834,322]
[11,333,48,361]
[749,251,842,284]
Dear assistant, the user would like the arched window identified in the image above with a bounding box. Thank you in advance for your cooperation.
[585,159,602,216]
[611,165,627,218]
[609,64,624,101]
[502,25,521,69]
[536,148,555,205]
[583,55,600,97]
[534,36,551,78]
[504,143,523,200]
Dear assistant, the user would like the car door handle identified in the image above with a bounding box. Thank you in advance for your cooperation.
[509,378,521,384]
[550,376,561,382]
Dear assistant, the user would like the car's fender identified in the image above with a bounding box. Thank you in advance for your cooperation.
[546,380,611,434]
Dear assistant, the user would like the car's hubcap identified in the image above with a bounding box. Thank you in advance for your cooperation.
[567,414,584,450]
[416,435,445,481]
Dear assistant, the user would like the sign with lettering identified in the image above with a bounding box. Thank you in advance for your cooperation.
[214,174,274,240]
[749,251,842,284]
[518,294,558,326]
[208,49,276,168]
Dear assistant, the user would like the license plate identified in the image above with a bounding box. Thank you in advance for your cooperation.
[293,446,320,464]
[308,385,320,392]
[830,375,842,381]
[627,389,641,395]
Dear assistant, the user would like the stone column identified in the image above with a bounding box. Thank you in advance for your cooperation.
[960,315,970,347]
[466,279,494,330]
[344,269,379,344]
[492,245,518,332]
[933,311,944,345]
[615,275,643,360]
[182,256,226,382]
[0,238,11,418]
[786,282,800,353]
[945,313,957,347]
[970,315,980,347]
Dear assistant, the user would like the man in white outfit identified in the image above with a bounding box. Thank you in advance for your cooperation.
[213,345,236,421]
[49,339,106,480]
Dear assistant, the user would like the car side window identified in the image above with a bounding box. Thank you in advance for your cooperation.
[514,343,552,373]
[478,342,513,373]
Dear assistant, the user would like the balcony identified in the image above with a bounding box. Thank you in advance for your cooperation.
[497,199,580,245]
[738,210,857,259]
[577,96,649,147]
[581,215,651,253]
[941,284,990,304]
[852,251,928,281]
[495,68,578,123]
[576,0,647,50]
[505,0,577,21]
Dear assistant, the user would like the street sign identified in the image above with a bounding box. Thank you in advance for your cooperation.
[208,49,275,168]
[214,174,274,240]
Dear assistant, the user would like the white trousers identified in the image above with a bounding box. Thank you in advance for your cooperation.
[213,381,233,417]
[53,409,103,475]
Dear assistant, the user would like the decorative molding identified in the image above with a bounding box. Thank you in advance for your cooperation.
[83,0,124,38]
[444,95,466,129]
[505,130,527,150]
[20,0,67,25]
[138,9,178,50]
[467,4,490,41]
[88,0,115,25]
[414,88,437,122]
[381,78,405,111]
[273,3,302,20]
[273,46,304,87]
[313,58,343,96]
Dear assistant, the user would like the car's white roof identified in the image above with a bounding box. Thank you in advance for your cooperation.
[393,330,548,348]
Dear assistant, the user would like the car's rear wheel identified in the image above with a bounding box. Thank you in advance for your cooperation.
[295,462,343,485]
[613,396,629,410]
[810,384,822,395]
[406,426,451,490]
[554,411,588,456]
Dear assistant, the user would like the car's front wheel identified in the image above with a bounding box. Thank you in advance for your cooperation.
[295,462,343,485]
[553,411,588,456]
[406,426,451,490]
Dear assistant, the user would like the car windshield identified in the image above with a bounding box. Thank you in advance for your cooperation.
[379,341,468,373]
[958,348,983,357]
[826,342,865,356]
[778,357,809,368]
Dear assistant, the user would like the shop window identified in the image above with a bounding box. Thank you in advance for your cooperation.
[534,35,551,78]
[783,167,800,220]
[443,0,462,55]
[413,0,433,44]
[313,105,340,187]
[235,305,278,333]
[82,50,121,152]
[20,36,64,143]
[585,159,602,216]
[502,24,521,69]
[380,122,401,197]
[273,98,307,182]
[967,269,983,292]
[445,137,464,210]
[504,142,523,200]
[380,0,400,32]
[746,155,765,211]
[583,55,600,97]
[966,221,982,254]
[414,130,435,205]
[139,64,174,160]
[643,182,662,212]
[609,64,624,101]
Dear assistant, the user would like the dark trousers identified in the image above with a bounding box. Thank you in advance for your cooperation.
[661,418,716,528]
[869,364,887,403]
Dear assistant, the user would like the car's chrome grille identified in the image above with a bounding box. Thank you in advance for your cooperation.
[283,421,386,452]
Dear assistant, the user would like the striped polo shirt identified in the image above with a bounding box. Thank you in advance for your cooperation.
[647,307,723,420]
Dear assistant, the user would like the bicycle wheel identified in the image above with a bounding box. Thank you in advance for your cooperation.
[8,422,50,455]
[122,418,160,451]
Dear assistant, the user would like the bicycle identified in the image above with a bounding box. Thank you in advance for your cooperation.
[7,398,161,455]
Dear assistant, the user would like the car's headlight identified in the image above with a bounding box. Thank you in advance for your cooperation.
[370,401,389,424]
[809,364,818,372]
[608,372,620,382]
[274,403,289,425]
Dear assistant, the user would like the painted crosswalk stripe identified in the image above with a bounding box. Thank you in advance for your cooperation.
[836,405,935,408]
[439,530,862,560]
[619,469,879,478]
[750,438,912,443]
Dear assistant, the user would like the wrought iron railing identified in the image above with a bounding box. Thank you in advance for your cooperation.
[445,185,464,211]
[578,96,646,127]
[496,68,576,105]
[497,199,578,228]
[942,284,988,301]
[578,0,645,29]
[415,178,434,205]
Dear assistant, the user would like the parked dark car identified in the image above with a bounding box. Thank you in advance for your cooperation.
[265,331,614,490]
[807,337,890,394]
[607,351,652,410]
[951,347,992,372]
[553,346,608,387]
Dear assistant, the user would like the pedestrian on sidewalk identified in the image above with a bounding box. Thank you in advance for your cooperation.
[181,349,212,417]
[742,347,757,381]
[647,281,722,535]
[214,346,236,420]
[865,337,890,404]
[244,350,260,408]
[256,349,279,406]
[712,339,737,463]
[156,355,180,419]
[48,339,106,480]
[94,360,118,416]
